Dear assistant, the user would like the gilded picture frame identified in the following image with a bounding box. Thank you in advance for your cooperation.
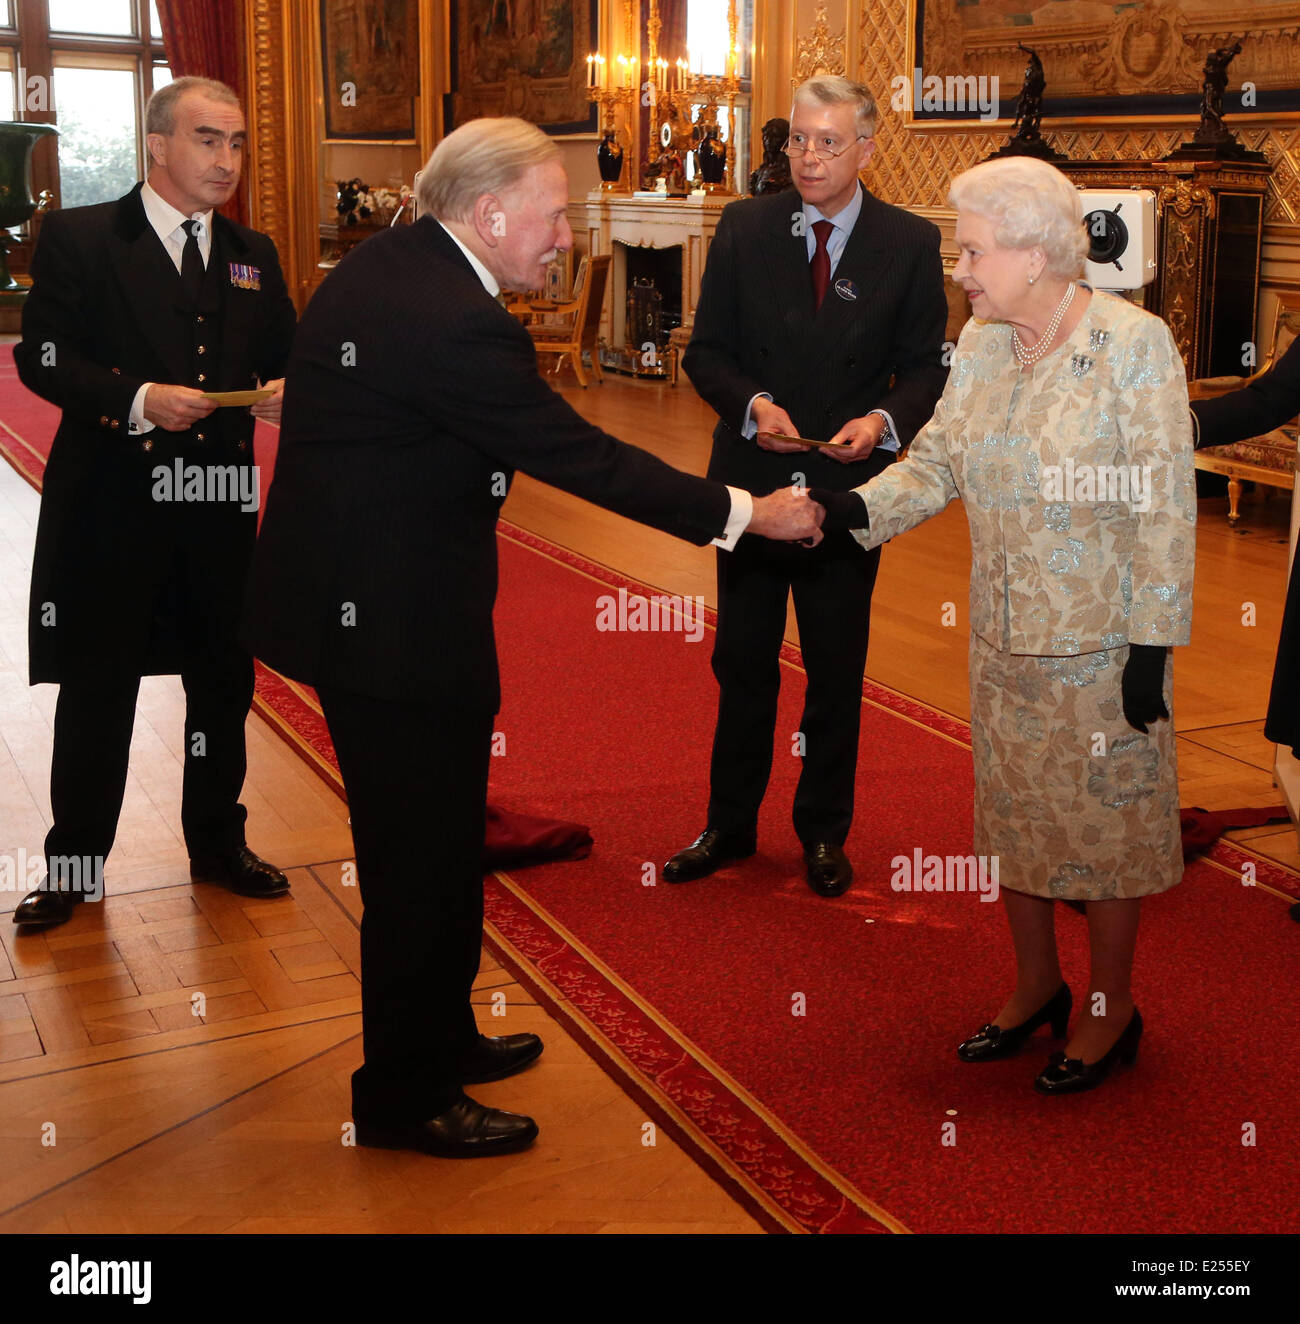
[905,0,1300,127]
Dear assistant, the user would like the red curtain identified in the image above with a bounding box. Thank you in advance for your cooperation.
[153,0,248,225]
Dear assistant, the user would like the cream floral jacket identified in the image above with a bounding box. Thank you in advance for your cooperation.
[853,288,1195,654]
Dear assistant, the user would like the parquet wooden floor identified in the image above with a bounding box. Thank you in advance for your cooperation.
[1,360,1295,1236]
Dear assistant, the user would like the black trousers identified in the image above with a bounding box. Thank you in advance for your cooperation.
[43,646,254,880]
[707,528,881,845]
[317,685,495,1122]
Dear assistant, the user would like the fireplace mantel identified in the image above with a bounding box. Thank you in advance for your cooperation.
[579,191,731,353]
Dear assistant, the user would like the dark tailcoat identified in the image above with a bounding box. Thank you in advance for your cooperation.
[243,216,732,1121]
[680,184,948,846]
[15,183,295,873]
[16,183,296,683]
[1191,333,1300,449]
[1192,335,1300,757]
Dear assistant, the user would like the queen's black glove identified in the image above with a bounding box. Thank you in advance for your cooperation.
[807,488,869,532]
[1121,643,1169,733]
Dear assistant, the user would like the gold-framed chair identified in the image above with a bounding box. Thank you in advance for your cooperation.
[527,253,611,388]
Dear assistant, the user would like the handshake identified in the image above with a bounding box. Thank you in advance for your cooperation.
[749,486,827,546]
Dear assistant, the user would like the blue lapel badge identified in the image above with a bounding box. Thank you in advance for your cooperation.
[834,277,858,302]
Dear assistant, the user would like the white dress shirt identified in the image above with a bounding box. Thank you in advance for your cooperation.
[128,180,215,436]
[439,221,751,548]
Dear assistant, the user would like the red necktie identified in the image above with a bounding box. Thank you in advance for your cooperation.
[810,219,833,313]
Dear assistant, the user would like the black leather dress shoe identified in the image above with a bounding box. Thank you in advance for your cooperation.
[957,982,1072,1061]
[190,845,290,898]
[662,827,756,883]
[12,886,87,927]
[802,842,852,897]
[1033,1008,1143,1095]
[457,1033,543,1084]
[355,1095,539,1158]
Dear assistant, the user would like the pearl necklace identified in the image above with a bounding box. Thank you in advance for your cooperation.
[1012,281,1076,367]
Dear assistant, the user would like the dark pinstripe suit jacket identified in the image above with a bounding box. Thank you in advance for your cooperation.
[683,183,949,494]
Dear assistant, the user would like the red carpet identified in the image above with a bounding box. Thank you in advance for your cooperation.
[4,346,1299,1233]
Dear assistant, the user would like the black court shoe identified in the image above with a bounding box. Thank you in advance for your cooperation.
[1033,1007,1143,1095]
[957,982,1072,1062]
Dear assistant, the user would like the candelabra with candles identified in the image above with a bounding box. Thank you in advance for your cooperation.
[646,0,741,193]
[585,0,640,192]
[586,0,743,195]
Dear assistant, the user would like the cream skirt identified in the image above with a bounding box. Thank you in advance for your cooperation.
[968,633,1183,900]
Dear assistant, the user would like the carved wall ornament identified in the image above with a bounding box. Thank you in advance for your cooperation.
[793,2,846,89]
[1158,179,1217,223]
[1078,2,1201,94]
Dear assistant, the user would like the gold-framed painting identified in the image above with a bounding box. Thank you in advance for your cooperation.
[905,0,1300,127]
[321,0,420,141]
[450,0,598,134]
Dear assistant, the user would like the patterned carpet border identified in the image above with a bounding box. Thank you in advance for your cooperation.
[0,416,48,492]
[481,871,902,1234]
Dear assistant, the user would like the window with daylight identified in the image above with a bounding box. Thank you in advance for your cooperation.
[0,0,170,219]
[682,0,752,189]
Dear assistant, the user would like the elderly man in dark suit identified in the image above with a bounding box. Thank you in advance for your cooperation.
[243,116,822,1158]
[12,76,297,928]
[664,75,949,898]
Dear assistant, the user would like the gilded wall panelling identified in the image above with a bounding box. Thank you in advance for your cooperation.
[245,0,324,311]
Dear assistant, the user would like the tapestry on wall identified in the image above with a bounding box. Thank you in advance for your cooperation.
[321,0,420,140]
[450,0,598,134]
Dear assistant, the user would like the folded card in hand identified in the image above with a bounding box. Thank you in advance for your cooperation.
[202,389,274,406]
[758,430,846,449]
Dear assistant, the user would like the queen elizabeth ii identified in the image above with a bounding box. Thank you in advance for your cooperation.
[812,156,1195,1095]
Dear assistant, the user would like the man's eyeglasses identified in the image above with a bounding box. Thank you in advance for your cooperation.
[782,134,867,162]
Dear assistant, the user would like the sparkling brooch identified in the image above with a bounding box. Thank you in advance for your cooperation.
[1071,353,1093,377]
[1088,329,1109,351]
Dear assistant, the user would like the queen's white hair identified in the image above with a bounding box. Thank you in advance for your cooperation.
[948,157,1088,277]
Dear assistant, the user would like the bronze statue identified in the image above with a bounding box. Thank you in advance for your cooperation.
[749,117,793,196]
[1164,40,1264,162]
[988,44,1066,161]
[1199,41,1243,140]
[1012,45,1045,141]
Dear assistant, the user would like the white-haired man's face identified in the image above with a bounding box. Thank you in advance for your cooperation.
[482,159,573,292]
